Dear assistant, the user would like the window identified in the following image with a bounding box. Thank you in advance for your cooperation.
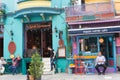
[79,37,98,53]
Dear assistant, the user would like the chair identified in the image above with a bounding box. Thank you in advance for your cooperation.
[74,59,84,74]
[84,60,94,74]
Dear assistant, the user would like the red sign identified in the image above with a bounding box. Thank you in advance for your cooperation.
[8,41,16,54]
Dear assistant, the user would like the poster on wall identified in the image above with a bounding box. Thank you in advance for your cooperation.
[58,46,66,58]
[117,47,120,54]
[116,38,120,46]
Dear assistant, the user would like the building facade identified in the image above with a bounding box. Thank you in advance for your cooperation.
[1,0,71,74]
[1,0,120,74]
[66,0,120,73]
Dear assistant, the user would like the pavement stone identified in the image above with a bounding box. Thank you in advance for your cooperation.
[0,72,120,80]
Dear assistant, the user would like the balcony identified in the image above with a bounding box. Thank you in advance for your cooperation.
[65,2,115,22]
[14,0,63,18]
[17,0,51,10]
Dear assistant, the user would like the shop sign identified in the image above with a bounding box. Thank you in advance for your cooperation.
[8,41,16,54]
[68,27,120,35]
[25,23,51,29]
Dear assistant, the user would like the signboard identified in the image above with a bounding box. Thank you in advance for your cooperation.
[58,46,66,58]
[8,41,16,54]
[68,26,120,36]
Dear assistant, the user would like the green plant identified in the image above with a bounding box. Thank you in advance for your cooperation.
[28,52,44,80]
[0,10,5,15]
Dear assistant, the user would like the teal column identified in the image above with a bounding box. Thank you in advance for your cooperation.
[113,38,117,72]
[22,59,26,75]
[97,37,100,52]
[77,36,79,54]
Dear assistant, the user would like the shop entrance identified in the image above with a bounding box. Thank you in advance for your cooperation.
[24,22,52,58]
[99,37,114,67]
[77,35,114,67]
[0,38,3,57]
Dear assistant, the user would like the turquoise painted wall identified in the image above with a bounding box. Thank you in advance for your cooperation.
[2,0,22,59]
[2,0,17,13]
[52,0,70,8]
[52,0,70,72]
[4,17,23,59]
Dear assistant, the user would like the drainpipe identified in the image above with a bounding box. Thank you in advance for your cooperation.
[111,0,116,17]
[113,37,117,72]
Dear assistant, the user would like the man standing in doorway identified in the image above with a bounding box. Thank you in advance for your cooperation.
[95,52,107,75]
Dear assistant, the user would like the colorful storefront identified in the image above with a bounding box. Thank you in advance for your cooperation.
[1,0,120,75]
[65,0,120,73]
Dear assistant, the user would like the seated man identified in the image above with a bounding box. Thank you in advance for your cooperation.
[95,52,107,75]
[0,57,7,75]
[8,56,21,75]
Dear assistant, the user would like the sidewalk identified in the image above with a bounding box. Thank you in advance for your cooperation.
[0,74,26,80]
[0,72,120,80]
[42,72,120,80]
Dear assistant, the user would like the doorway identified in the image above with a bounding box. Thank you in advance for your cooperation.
[24,22,52,58]
[100,37,114,67]
[0,38,3,57]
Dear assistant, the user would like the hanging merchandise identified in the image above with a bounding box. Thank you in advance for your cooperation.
[99,38,104,43]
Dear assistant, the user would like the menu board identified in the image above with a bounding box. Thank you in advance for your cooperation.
[116,38,120,46]
[58,46,66,58]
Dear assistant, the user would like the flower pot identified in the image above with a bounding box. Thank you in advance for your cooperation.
[29,75,41,80]
[29,75,34,80]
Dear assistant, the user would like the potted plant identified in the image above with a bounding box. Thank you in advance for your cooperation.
[28,52,44,80]
[0,9,5,16]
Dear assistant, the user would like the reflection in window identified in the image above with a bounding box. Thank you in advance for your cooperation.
[80,37,98,53]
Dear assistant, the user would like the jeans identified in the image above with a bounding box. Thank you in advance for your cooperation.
[8,65,18,75]
[50,58,55,71]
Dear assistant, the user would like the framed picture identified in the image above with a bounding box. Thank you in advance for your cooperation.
[58,46,66,58]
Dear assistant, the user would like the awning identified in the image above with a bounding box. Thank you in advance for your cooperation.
[11,7,63,18]
[68,26,120,36]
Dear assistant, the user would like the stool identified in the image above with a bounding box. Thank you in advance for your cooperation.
[74,59,84,74]
[84,61,94,74]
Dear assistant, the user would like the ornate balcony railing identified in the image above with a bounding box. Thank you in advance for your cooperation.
[65,2,115,22]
